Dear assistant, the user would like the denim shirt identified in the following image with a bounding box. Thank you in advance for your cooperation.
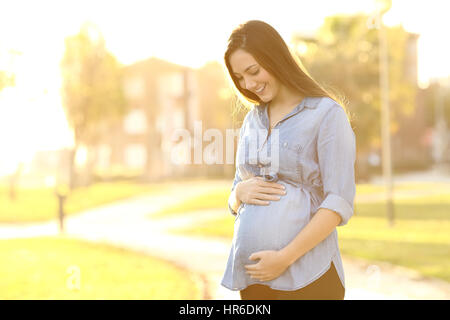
[221,96,356,291]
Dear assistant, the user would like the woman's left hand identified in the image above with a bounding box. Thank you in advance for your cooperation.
[244,250,289,282]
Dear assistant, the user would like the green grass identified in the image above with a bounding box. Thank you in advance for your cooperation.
[0,236,202,299]
[0,182,170,223]
[162,183,450,283]
[356,182,450,195]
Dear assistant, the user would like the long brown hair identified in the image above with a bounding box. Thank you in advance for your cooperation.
[224,20,346,112]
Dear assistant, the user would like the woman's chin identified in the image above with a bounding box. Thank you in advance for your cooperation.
[259,95,271,103]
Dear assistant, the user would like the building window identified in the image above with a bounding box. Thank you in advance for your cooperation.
[124,109,147,135]
[124,76,145,99]
[124,144,147,168]
[96,144,111,169]
[159,72,185,98]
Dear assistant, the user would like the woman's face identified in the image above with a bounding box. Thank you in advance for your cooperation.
[229,48,281,103]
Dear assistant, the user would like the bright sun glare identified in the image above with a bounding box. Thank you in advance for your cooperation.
[0,0,448,176]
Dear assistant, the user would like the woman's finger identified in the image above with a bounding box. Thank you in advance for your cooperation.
[256,193,281,201]
[254,176,266,181]
[259,277,272,282]
[251,275,270,281]
[258,186,286,195]
[261,181,285,190]
[249,199,270,205]
[246,271,264,277]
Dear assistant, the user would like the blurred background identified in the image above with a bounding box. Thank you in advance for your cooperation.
[0,0,449,300]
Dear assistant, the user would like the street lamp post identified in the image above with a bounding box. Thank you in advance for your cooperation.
[55,184,69,234]
[374,0,395,226]
[434,77,450,172]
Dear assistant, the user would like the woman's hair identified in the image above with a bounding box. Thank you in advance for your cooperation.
[224,20,347,112]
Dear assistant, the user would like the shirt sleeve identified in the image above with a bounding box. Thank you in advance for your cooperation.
[317,105,356,226]
[228,166,243,216]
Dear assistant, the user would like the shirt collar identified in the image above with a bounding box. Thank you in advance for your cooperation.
[255,96,321,126]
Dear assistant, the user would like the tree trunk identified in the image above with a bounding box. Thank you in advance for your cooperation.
[68,146,78,191]
[84,145,98,187]
[8,162,23,201]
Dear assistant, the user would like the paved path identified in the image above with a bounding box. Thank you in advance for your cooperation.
[1,179,449,300]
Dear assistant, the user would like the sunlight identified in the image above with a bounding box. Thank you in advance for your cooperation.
[383,0,450,86]
[0,0,448,177]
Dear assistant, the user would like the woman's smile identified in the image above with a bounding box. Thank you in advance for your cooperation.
[255,83,266,94]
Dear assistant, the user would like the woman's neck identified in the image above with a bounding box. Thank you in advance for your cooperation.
[269,86,305,113]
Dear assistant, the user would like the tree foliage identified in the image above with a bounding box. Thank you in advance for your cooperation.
[60,22,127,146]
[0,70,14,92]
[293,14,417,153]
[60,22,127,187]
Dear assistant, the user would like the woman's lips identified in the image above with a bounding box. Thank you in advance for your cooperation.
[255,84,266,94]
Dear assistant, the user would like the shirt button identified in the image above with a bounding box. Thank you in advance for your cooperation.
[283,142,288,147]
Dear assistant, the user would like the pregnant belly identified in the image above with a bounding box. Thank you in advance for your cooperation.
[233,184,311,265]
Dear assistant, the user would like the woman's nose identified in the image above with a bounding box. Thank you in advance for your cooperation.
[245,79,257,91]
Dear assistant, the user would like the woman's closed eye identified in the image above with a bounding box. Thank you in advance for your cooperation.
[235,68,260,80]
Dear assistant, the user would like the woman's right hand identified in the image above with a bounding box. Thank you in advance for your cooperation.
[235,176,286,206]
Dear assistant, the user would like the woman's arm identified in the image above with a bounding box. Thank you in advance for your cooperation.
[279,208,341,265]
[245,208,341,281]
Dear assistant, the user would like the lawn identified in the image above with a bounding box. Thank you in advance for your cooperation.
[156,182,450,283]
[0,236,202,299]
[355,182,450,195]
[0,181,171,223]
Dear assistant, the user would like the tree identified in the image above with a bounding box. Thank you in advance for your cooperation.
[0,49,17,91]
[292,14,417,156]
[60,22,127,188]
[0,70,14,91]
[1,50,18,200]
[194,61,236,176]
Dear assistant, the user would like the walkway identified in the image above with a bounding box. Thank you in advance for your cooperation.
[0,178,449,300]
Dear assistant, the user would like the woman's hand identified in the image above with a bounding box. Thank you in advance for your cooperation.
[235,176,286,206]
[245,250,290,282]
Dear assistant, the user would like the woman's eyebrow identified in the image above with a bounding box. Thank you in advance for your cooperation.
[233,64,258,76]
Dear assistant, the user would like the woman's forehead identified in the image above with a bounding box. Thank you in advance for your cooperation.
[229,49,258,73]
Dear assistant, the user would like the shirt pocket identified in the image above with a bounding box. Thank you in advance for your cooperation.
[279,140,303,176]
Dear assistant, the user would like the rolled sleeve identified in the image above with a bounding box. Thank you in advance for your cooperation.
[317,105,356,226]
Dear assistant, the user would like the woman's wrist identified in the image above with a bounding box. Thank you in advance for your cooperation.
[229,183,243,214]
[278,246,298,267]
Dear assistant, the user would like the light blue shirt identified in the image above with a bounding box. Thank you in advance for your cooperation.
[221,96,356,291]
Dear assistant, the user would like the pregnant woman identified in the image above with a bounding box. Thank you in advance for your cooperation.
[221,20,356,300]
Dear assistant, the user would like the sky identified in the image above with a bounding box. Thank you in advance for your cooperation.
[0,0,449,175]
